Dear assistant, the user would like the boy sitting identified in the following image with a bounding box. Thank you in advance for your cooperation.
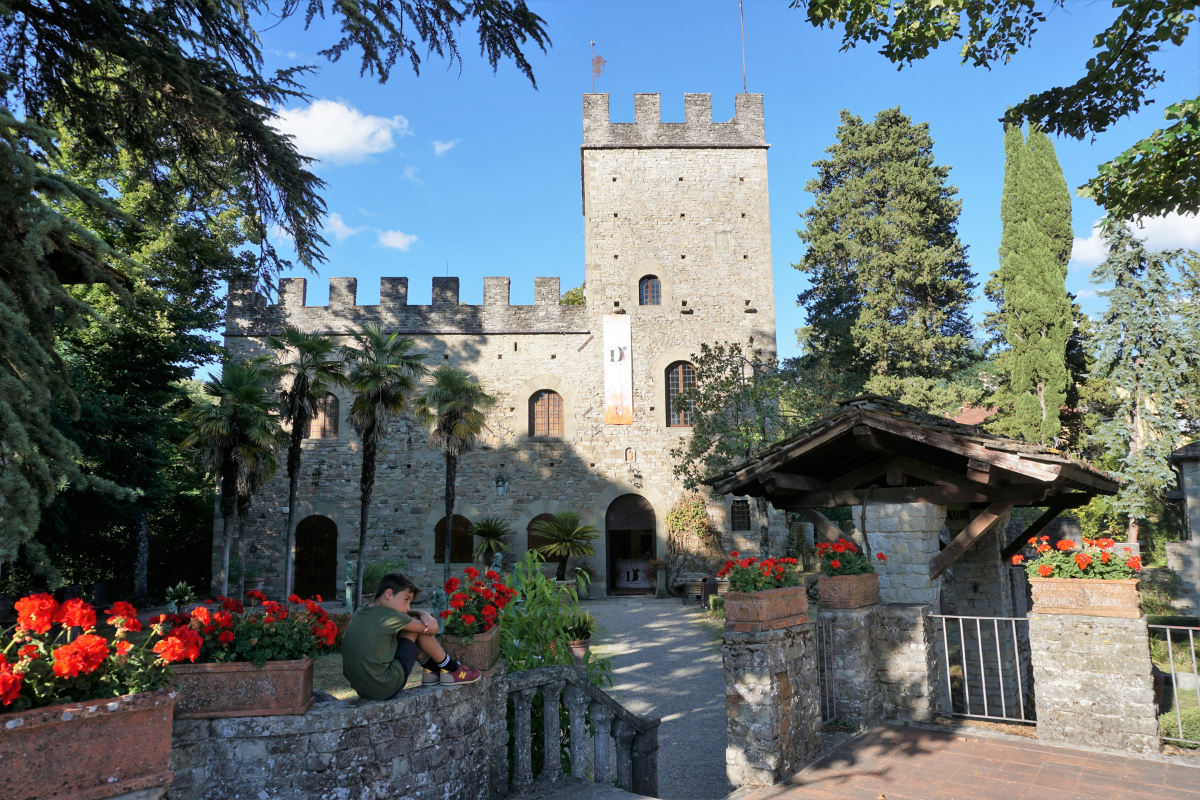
[341,572,481,700]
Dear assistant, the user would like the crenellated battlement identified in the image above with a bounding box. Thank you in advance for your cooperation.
[582,93,766,149]
[226,276,588,337]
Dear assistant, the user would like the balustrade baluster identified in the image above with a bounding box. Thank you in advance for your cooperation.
[611,718,635,790]
[512,687,538,787]
[631,719,660,797]
[541,680,566,783]
[563,685,589,780]
[587,702,615,785]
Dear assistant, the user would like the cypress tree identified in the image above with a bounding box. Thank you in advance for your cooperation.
[795,108,976,388]
[988,124,1074,445]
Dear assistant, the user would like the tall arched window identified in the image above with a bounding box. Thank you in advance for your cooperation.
[303,393,339,439]
[666,361,696,427]
[434,515,474,564]
[526,513,556,554]
[529,390,564,438]
[638,275,662,306]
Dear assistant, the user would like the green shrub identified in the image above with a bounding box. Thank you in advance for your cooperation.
[361,558,407,596]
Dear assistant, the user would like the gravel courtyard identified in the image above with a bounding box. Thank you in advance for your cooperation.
[588,597,732,800]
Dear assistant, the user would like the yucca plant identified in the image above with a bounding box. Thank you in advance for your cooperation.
[471,518,513,562]
[530,511,599,582]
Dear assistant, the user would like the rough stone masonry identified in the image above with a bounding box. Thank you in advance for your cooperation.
[218,92,789,599]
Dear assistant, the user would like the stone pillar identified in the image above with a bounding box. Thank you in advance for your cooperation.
[1166,541,1200,610]
[1028,613,1160,756]
[817,606,882,730]
[871,603,944,722]
[722,622,821,787]
[851,502,948,605]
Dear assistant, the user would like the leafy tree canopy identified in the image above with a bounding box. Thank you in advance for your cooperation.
[787,0,1198,221]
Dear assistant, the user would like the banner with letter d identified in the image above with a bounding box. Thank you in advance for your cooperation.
[604,314,633,424]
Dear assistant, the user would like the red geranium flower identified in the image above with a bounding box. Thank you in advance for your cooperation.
[464,567,479,581]
[245,590,267,603]
[876,554,887,562]
[220,597,244,613]
[1057,540,1077,551]
[153,627,203,663]
[482,605,497,617]
[445,577,460,594]
[1012,555,1024,565]
[105,601,142,632]
[461,615,476,626]
[1038,565,1053,577]
[191,606,211,626]
[1075,553,1092,570]
[1127,556,1142,572]
[0,656,22,706]
[830,559,841,569]
[15,593,58,634]
[19,645,38,660]
[115,641,133,657]
[288,594,301,604]
[730,551,740,558]
[218,630,235,645]
[52,633,109,678]
[486,570,500,582]
[1101,552,1111,563]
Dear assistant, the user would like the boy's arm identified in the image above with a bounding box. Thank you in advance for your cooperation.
[407,609,439,634]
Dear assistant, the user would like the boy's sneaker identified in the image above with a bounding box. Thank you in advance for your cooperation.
[421,670,440,686]
[440,666,482,686]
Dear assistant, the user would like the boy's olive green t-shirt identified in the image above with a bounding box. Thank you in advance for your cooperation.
[340,604,413,700]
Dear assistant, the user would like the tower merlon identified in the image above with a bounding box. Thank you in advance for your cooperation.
[582,93,766,148]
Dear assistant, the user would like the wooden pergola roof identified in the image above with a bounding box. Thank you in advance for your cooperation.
[704,395,1120,579]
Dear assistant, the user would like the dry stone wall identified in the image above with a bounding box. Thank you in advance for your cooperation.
[218,93,787,598]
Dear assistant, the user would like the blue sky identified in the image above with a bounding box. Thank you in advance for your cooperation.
[251,0,1199,366]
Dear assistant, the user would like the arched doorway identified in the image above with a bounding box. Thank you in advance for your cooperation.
[295,515,338,600]
[605,494,656,595]
[434,515,474,564]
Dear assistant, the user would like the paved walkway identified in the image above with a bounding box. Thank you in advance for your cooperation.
[588,596,732,800]
[735,724,1200,800]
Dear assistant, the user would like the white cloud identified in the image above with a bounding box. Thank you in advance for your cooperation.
[324,212,366,242]
[433,139,459,156]
[1070,212,1200,271]
[271,100,412,165]
[1075,288,1100,299]
[378,230,418,251]
[401,165,422,183]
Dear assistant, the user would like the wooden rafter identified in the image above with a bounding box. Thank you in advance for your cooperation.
[998,502,1070,560]
[795,508,843,542]
[781,484,1051,510]
[929,502,1015,580]
[762,471,825,494]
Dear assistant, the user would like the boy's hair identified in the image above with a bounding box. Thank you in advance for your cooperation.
[375,572,422,600]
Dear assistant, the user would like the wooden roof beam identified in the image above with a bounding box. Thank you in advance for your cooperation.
[762,471,826,494]
[929,502,1015,580]
[781,484,1051,509]
[999,502,1071,561]
[795,508,843,543]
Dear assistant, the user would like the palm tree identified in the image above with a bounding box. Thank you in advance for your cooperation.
[234,434,280,601]
[267,325,347,598]
[180,361,280,596]
[412,365,497,585]
[531,511,600,581]
[470,517,513,563]
[341,322,427,609]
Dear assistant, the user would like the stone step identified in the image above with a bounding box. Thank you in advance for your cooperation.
[509,778,653,800]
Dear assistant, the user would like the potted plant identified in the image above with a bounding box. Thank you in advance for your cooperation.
[565,611,596,665]
[361,557,407,606]
[244,563,266,594]
[531,511,600,588]
[649,558,668,598]
[165,592,339,718]
[1,595,183,800]
[438,566,517,671]
[164,580,195,614]
[816,538,885,608]
[717,552,807,632]
[471,518,513,564]
[1018,535,1142,618]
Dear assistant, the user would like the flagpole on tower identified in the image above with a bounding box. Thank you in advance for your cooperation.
[739,0,747,93]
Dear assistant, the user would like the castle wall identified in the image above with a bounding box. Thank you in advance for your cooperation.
[214,93,785,598]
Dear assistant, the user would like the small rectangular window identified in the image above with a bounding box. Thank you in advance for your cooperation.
[731,500,751,531]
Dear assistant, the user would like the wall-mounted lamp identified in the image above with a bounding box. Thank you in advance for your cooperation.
[495,475,509,496]
[248,544,258,555]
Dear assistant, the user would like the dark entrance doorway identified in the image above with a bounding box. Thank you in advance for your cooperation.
[295,515,338,600]
[605,494,656,595]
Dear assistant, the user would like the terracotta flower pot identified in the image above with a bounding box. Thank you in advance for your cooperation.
[568,638,592,666]
[1029,577,1141,618]
[818,572,881,609]
[171,657,315,718]
[0,687,176,800]
[441,623,502,671]
[722,584,809,632]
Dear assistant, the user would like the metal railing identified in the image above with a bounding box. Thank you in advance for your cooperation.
[1148,623,1200,748]
[931,614,1034,724]
[815,618,836,722]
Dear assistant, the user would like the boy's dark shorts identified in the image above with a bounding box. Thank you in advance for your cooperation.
[387,638,419,699]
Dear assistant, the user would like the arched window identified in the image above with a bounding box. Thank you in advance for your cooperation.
[303,393,339,439]
[434,515,474,564]
[666,361,696,427]
[526,513,557,555]
[638,275,661,306]
[529,390,564,438]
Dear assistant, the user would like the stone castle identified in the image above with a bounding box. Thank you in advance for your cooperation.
[219,93,785,598]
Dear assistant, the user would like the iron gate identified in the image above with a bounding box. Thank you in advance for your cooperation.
[931,614,1035,723]
[815,618,836,722]
[1149,622,1200,748]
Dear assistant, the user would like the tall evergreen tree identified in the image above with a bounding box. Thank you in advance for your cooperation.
[986,124,1074,445]
[795,108,976,389]
[1090,226,1196,542]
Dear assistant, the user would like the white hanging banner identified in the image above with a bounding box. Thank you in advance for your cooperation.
[604,314,634,425]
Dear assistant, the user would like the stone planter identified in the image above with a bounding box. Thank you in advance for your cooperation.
[722,584,809,632]
[171,658,315,718]
[568,638,592,666]
[817,572,881,609]
[1029,577,1141,618]
[0,688,176,800]
[441,623,502,671]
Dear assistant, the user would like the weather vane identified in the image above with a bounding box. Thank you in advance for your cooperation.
[590,41,606,94]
